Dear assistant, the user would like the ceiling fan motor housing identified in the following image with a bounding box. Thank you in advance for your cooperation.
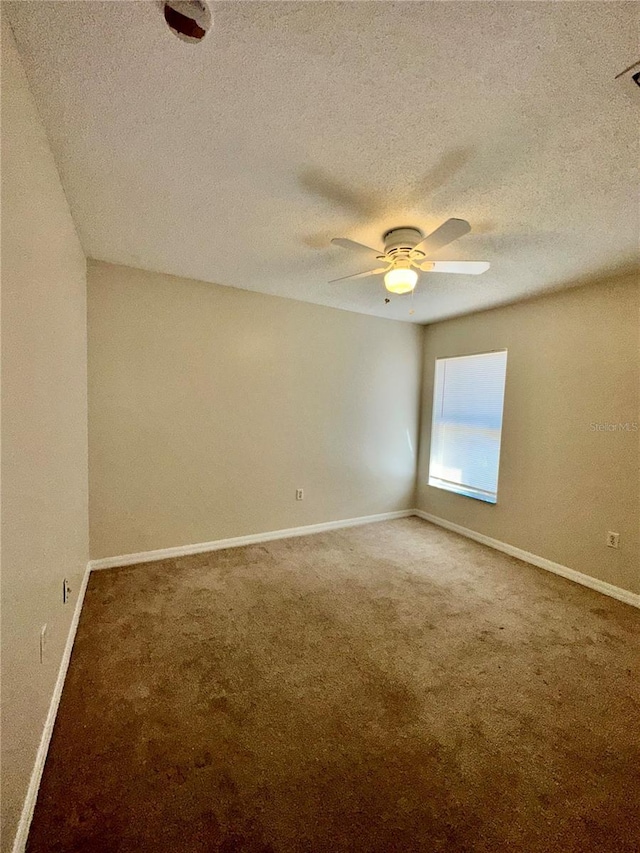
[383,227,424,258]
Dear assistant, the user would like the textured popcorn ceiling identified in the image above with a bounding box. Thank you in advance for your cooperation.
[6,1,638,323]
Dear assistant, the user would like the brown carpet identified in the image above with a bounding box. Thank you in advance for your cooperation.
[28,518,640,852]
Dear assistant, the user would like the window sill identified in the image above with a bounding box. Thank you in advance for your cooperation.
[428,478,497,504]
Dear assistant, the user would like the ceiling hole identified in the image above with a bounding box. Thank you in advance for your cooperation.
[163,1,212,43]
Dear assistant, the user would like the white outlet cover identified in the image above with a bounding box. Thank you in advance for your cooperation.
[40,624,48,663]
[606,532,620,548]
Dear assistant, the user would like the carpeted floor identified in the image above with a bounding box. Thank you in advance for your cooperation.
[28,518,640,852]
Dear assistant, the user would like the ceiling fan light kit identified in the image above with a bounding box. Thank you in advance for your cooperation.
[384,264,418,295]
[330,219,490,296]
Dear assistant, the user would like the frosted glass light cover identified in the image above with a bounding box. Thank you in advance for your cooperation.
[384,268,418,294]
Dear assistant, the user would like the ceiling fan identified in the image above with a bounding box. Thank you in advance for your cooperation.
[330,219,489,294]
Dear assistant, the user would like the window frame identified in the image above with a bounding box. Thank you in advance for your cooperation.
[427,349,508,505]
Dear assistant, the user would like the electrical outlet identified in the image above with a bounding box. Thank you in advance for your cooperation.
[606,531,620,549]
[296,488,304,501]
[63,578,71,604]
[40,624,48,664]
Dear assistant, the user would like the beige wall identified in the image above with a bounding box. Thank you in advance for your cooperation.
[88,261,422,559]
[1,22,89,851]
[417,275,640,595]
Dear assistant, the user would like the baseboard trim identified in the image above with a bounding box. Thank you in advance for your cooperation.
[414,510,640,609]
[89,509,415,571]
[12,561,92,853]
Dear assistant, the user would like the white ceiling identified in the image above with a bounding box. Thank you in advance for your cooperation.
[6,1,639,323]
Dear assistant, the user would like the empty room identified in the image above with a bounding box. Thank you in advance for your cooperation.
[1,2,639,851]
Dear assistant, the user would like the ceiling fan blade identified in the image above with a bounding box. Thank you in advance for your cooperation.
[331,237,385,257]
[329,267,388,283]
[413,218,471,255]
[420,260,490,275]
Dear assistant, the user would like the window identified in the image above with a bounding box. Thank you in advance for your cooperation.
[428,350,507,504]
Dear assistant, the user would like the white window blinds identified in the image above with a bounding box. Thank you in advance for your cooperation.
[428,350,507,504]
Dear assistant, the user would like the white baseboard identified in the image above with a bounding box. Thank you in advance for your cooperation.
[12,561,92,853]
[89,509,415,571]
[90,509,639,609]
[414,510,640,609]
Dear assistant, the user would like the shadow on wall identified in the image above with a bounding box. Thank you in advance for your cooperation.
[463,257,640,321]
